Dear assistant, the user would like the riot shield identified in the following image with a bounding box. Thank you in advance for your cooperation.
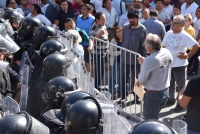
[0,8,4,18]
[0,34,19,53]
[172,120,187,134]
[3,96,20,115]
[19,64,29,111]
[4,20,14,35]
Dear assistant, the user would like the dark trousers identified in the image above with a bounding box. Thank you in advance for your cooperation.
[93,53,105,90]
[121,63,140,99]
[188,49,200,73]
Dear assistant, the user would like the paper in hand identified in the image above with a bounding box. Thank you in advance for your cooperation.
[133,78,145,101]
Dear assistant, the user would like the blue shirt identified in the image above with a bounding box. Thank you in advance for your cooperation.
[18,5,31,16]
[149,2,156,9]
[55,9,75,31]
[76,14,95,35]
[142,18,166,40]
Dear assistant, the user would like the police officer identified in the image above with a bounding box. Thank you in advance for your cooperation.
[28,53,71,119]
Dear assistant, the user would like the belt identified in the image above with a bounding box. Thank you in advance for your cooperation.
[145,88,169,92]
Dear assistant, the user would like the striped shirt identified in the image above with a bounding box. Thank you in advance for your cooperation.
[89,21,109,54]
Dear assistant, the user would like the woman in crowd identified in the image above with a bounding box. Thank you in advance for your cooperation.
[89,12,109,90]
[6,0,24,14]
[26,4,51,25]
[108,26,122,99]
[184,14,195,37]
[89,3,96,16]
[18,0,31,16]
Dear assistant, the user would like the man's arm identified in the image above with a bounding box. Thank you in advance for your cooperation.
[178,44,199,59]
[55,20,59,27]
[195,30,200,42]
[46,0,57,10]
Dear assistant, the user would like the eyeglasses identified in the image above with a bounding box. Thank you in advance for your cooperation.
[10,2,16,5]
[172,22,181,25]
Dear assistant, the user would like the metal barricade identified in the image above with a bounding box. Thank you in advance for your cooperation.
[89,36,143,118]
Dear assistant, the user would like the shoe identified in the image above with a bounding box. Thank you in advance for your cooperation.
[166,98,176,106]
[174,103,183,111]
[187,71,197,75]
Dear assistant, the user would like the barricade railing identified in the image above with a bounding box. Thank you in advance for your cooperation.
[89,36,143,118]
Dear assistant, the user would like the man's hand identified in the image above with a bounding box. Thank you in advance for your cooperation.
[177,52,188,59]
[137,56,145,64]
[16,82,22,91]
[135,80,141,87]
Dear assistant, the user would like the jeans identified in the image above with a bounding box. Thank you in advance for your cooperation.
[187,130,200,134]
[169,66,186,100]
[109,61,120,95]
[143,89,169,120]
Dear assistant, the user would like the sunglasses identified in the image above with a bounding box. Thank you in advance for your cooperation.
[10,2,16,5]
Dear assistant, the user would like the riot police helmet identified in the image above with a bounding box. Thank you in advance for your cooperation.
[2,8,13,20]
[39,40,66,58]
[33,25,56,41]
[44,76,77,109]
[42,53,71,76]
[0,111,49,134]
[18,17,42,39]
[65,96,103,134]
[3,10,24,23]
[0,18,5,23]
[131,120,176,134]
[60,91,91,115]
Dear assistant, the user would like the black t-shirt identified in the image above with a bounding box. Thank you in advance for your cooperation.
[184,77,200,132]
[55,9,75,31]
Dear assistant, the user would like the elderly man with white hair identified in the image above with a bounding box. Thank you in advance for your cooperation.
[162,15,200,111]
[135,33,173,120]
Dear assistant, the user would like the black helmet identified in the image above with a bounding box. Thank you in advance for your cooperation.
[131,120,175,134]
[44,76,77,109]
[65,96,103,134]
[0,18,5,23]
[61,91,91,115]
[39,40,66,58]
[18,17,42,39]
[33,26,56,40]
[3,10,24,23]
[0,111,50,134]
[42,53,71,76]
[3,8,13,20]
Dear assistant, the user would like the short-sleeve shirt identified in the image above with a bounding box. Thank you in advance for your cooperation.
[55,9,75,31]
[71,2,82,18]
[158,8,170,26]
[194,19,200,43]
[162,30,198,67]
[183,77,200,132]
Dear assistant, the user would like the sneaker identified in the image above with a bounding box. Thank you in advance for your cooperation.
[174,103,183,111]
[187,71,197,75]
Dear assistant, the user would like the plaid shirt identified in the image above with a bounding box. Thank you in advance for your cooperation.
[28,0,41,5]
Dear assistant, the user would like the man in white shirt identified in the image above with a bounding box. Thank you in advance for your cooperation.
[181,0,198,20]
[163,0,173,19]
[118,3,133,26]
[139,8,150,23]
[162,15,199,111]
[101,0,117,41]
[112,0,126,19]
[156,0,170,31]
[132,0,143,19]
[90,0,102,12]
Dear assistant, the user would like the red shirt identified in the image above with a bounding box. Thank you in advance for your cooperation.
[71,2,82,18]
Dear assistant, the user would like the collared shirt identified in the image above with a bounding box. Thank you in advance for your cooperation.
[76,14,95,35]
[158,8,170,26]
[122,23,147,65]
[118,12,129,26]
[55,9,75,31]
[111,0,126,19]
[90,0,102,12]
[138,48,173,91]
[181,2,198,20]
[142,17,166,39]
[101,7,118,28]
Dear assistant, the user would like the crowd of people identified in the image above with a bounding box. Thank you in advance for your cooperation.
[0,0,199,133]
